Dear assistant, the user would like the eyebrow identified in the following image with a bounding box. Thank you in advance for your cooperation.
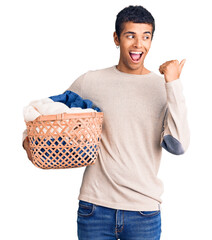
[123,31,152,35]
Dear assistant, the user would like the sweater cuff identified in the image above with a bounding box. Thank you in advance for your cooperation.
[165,78,185,103]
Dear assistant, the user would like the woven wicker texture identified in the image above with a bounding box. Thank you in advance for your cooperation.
[26,112,104,169]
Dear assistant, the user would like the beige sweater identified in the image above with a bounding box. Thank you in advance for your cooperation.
[66,65,190,211]
[23,65,190,211]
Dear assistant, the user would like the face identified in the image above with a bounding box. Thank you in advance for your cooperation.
[113,21,153,74]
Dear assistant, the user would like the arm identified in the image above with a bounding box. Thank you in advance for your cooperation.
[63,72,87,96]
[160,78,190,154]
[159,59,190,155]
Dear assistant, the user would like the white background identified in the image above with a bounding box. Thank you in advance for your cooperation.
[0,0,211,239]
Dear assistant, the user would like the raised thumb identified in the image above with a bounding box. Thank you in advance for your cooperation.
[179,59,186,73]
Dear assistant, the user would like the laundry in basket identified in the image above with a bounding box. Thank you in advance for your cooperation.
[23,91,104,170]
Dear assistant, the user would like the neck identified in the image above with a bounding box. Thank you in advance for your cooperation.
[116,62,150,75]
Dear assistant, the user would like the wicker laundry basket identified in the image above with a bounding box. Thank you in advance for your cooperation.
[25,111,104,169]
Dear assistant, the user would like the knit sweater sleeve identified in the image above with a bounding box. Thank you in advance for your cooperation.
[160,78,190,155]
[64,72,87,97]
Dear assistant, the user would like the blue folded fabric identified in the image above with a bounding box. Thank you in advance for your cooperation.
[49,90,101,112]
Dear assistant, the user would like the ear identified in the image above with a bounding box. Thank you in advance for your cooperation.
[113,31,120,46]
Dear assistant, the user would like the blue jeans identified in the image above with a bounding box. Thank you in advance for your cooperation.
[77,200,162,240]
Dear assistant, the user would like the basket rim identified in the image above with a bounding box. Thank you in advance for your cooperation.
[25,111,103,123]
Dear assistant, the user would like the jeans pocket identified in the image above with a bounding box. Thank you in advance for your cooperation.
[138,210,161,217]
[77,200,96,217]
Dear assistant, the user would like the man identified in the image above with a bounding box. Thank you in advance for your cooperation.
[23,5,190,240]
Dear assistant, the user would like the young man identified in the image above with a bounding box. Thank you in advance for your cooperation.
[23,5,190,240]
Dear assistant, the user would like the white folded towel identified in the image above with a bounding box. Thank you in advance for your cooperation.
[23,97,97,122]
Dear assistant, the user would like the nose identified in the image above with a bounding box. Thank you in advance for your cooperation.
[133,38,143,48]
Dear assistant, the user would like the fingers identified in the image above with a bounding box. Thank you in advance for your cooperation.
[159,63,167,74]
[159,67,166,75]
[159,59,186,75]
[159,63,165,74]
[24,137,33,162]
[159,66,163,74]
[159,60,171,74]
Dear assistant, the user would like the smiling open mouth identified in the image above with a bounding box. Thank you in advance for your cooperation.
[129,51,143,62]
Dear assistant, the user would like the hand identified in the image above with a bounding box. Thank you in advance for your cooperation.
[23,137,33,162]
[159,59,186,82]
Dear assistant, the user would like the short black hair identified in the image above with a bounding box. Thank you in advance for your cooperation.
[115,5,155,41]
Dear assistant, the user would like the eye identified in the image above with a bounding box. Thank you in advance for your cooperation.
[144,36,150,40]
[127,35,134,39]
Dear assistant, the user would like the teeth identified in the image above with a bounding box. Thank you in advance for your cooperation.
[130,51,143,54]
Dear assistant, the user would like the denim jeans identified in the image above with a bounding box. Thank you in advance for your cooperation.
[77,200,162,240]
